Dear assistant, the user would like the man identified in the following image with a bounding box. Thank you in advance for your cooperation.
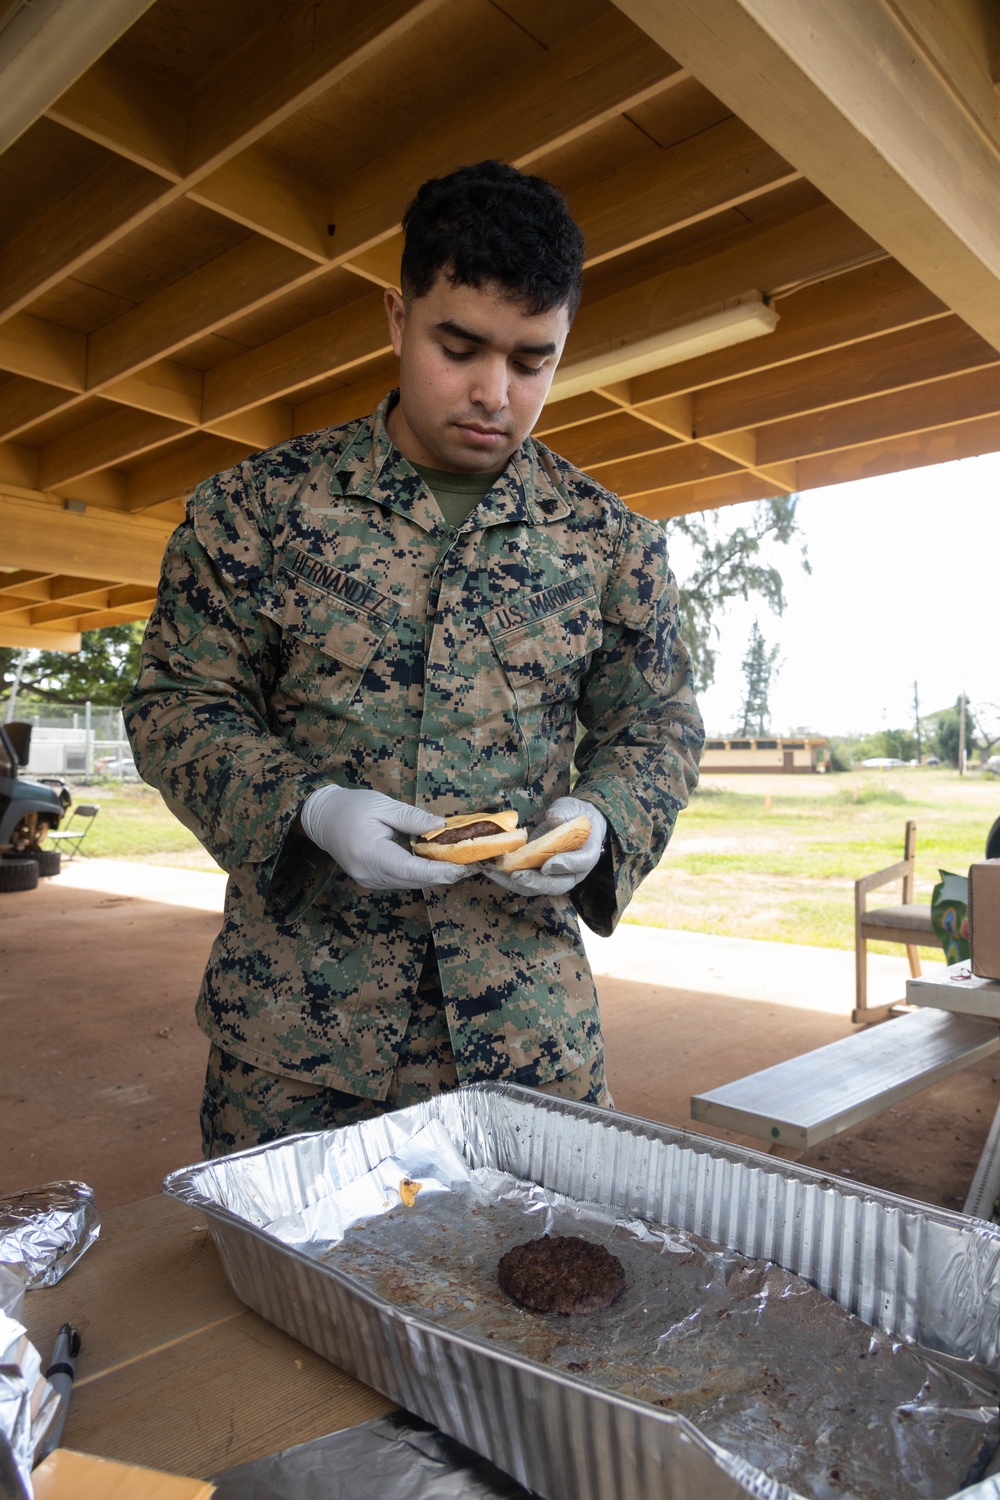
[124,160,703,1157]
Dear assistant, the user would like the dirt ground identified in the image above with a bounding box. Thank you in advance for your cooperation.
[2,874,997,1215]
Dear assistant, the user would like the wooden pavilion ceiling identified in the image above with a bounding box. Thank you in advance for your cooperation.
[1,0,999,650]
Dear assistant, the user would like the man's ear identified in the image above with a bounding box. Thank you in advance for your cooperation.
[384,287,406,357]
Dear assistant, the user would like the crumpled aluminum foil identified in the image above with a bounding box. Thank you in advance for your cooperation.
[0,1309,59,1499]
[210,1410,535,1499]
[0,1183,99,1289]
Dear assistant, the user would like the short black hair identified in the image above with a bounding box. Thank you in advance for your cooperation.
[400,160,584,318]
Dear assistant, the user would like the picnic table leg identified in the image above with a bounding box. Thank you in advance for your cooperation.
[768,1142,804,1162]
[964,1094,1000,1222]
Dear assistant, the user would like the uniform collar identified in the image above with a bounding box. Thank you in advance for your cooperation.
[328,392,572,531]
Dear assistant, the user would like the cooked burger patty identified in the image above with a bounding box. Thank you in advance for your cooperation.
[497,1234,626,1315]
[431,821,503,845]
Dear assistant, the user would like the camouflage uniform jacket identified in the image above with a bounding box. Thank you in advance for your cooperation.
[124,395,703,1099]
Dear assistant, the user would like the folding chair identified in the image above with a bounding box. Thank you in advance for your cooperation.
[47,803,99,861]
[853,819,940,1024]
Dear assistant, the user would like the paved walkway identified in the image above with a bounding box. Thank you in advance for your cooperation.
[55,857,943,1015]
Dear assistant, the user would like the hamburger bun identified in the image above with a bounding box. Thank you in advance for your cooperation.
[412,809,527,864]
[493,813,591,872]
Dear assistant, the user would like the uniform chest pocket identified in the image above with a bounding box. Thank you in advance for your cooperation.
[484,585,602,709]
[259,568,399,718]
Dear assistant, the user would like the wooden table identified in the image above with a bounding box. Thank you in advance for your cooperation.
[908,964,1000,1218]
[21,1194,393,1479]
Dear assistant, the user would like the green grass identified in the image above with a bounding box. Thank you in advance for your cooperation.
[58,779,221,871]
[630,767,996,953]
[60,767,997,951]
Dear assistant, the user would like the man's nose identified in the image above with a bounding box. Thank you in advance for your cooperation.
[470,359,509,414]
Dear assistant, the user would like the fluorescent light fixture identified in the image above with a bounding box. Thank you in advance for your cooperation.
[547,292,778,404]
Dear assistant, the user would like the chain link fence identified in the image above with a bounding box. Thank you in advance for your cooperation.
[5,703,138,780]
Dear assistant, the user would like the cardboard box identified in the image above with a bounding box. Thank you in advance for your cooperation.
[31,1449,215,1500]
[970,859,1000,981]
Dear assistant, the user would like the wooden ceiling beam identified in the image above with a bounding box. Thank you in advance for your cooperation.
[85,237,314,389]
[0,382,80,444]
[184,0,446,175]
[202,290,389,421]
[30,597,109,625]
[590,381,798,494]
[186,144,336,265]
[14,0,444,324]
[0,313,87,390]
[122,436,254,514]
[794,411,1000,492]
[0,441,40,491]
[0,571,57,598]
[292,366,403,436]
[560,203,883,376]
[102,362,203,425]
[632,469,786,520]
[623,259,949,405]
[203,402,294,449]
[64,604,150,630]
[0,624,81,651]
[46,50,186,179]
[276,12,685,272]
[695,317,1000,436]
[568,114,800,267]
[187,38,710,271]
[597,442,741,496]
[94,199,884,446]
[613,0,1000,349]
[29,582,156,625]
[0,157,168,321]
[0,594,41,617]
[0,494,169,584]
[755,366,1000,465]
[38,408,189,489]
[1,13,686,459]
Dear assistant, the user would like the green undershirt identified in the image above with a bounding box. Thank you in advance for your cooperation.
[412,462,504,530]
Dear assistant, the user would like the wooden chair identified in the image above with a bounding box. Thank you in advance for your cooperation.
[853,819,940,1024]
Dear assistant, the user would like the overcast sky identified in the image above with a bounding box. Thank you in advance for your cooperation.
[672,450,998,740]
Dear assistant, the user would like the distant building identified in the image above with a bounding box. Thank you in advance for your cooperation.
[700,737,829,774]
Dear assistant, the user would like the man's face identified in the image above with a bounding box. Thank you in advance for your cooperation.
[384,274,571,473]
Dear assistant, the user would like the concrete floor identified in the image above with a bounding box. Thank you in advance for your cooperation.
[3,859,996,1213]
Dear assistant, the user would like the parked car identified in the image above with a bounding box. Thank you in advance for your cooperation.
[0,722,71,891]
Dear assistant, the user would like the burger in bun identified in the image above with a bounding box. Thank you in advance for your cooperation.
[493,813,591,872]
[412,809,527,865]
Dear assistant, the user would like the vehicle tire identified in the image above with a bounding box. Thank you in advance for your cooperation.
[36,849,61,877]
[0,856,39,892]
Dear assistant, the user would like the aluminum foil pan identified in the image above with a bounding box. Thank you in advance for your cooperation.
[0,1183,99,1289]
[210,1410,533,1498]
[165,1084,1000,1500]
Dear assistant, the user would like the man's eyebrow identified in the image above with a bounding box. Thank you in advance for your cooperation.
[435,319,557,357]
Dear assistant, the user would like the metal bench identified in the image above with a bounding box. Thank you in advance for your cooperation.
[691,1008,999,1160]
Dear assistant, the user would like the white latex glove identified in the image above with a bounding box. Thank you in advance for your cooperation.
[482,796,607,897]
[300,787,471,891]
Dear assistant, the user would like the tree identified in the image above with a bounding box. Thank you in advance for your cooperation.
[971,702,1000,765]
[663,495,809,694]
[736,620,780,735]
[0,624,145,708]
[934,697,977,768]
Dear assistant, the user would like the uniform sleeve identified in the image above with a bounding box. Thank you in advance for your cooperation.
[122,467,332,917]
[570,508,704,936]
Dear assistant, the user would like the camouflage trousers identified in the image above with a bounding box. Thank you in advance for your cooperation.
[200,943,612,1158]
